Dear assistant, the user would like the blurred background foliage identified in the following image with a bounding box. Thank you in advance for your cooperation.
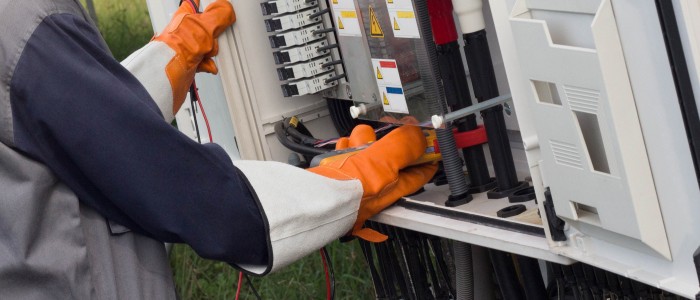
[80,0,153,60]
[79,0,373,298]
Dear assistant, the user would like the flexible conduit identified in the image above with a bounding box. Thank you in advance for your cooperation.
[414,0,473,299]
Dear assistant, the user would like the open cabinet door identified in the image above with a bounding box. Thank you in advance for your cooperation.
[510,0,669,259]
[491,0,700,297]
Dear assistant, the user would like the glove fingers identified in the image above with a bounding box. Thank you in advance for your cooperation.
[376,163,438,209]
[351,162,438,234]
[207,38,220,57]
[202,0,237,37]
[348,124,376,148]
[358,125,427,172]
[197,58,219,74]
[335,137,350,150]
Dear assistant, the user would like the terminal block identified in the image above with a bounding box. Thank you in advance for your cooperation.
[281,72,338,97]
[277,56,334,80]
[262,0,344,97]
[261,0,318,16]
[272,39,331,65]
[264,7,322,32]
[269,24,326,48]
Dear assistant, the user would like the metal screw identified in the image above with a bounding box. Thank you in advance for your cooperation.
[504,102,512,116]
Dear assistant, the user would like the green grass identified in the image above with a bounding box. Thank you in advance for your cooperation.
[81,0,153,61]
[170,241,374,299]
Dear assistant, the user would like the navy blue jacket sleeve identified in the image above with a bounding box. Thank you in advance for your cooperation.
[9,13,269,266]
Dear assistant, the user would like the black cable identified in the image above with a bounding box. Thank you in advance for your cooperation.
[293,120,314,137]
[321,247,336,300]
[274,120,329,155]
[516,255,548,300]
[286,123,321,145]
[321,59,344,68]
[309,8,330,19]
[179,0,199,13]
[359,240,388,299]
[189,86,202,144]
[243,273,262,300]
[317,43,339,52]
[324,73,346,84]
[326,99,353,137]
[313,27,336,35]
[490,250,525,300]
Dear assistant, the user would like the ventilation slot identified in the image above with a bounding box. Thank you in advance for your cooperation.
[571,201,601,224]
[574,111,610,173]
[565,85,600,114]
[533,80,562,106]
[550,140,583,169]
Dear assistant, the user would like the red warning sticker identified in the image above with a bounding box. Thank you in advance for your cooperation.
[379,61,397,68]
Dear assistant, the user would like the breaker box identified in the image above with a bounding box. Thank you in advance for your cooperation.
[146,0,700,297]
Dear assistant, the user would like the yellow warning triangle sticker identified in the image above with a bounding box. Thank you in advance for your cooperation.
[332,0,338,4]
[338,17,344,29]
[376,67,383,79]
[383,92,390,105]
[369,6,384,38]
[393,17,400,30]
[388,0,393,3]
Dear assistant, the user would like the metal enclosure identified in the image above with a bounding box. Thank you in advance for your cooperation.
[328,0,442,124]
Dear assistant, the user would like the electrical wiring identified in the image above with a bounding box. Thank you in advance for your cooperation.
[274,120,330,156]
[179,0,214,145]
[188,85,202,143]
[235,271,243,300]
[321,249,331,300]
[320,247,335,300]
[181,0,198,12]
[313,123,395,148]
[191,82,213,142]
[244,273,262,300]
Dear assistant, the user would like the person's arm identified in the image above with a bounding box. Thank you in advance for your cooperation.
[120,0,231,122]
[10,10,363,275]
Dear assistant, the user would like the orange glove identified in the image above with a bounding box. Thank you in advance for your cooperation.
[309,125,438,242]
[153,0,235,114]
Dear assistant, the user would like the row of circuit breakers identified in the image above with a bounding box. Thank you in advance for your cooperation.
[262,0,344,97]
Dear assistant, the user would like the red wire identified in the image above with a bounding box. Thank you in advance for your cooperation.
[183,0,197,12]
[320,249,331,300]
[235,271,243,300]
[191,81,214,142]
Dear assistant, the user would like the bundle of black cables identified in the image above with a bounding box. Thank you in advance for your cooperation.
[274,117,333,164]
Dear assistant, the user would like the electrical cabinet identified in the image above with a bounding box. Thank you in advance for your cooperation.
[146,0,700,297]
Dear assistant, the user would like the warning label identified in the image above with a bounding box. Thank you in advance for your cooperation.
[372,59,401,85]
[385,0,420,39]
[382,86,409,113]
[333,9,362,37]
[372,59,408,113]
[369,5,384,38]
[385,0,415,10]
[331,0,355,9]
[388,10,420,38]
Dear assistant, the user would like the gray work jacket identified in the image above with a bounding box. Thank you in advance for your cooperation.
[0,1,178,298]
